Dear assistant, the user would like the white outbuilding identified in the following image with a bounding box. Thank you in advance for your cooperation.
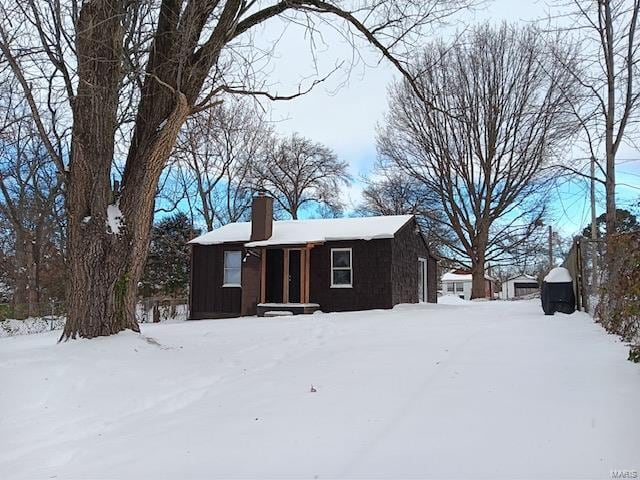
[499,274,539,299]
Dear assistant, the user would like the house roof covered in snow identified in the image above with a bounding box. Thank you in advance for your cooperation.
[188,215,415,247]
[441,270,497,282]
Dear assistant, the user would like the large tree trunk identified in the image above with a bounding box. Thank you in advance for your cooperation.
[470,232,488,300]
[61,0,207,339]
[471,264,486,300]
[605,154,616,237]
[62,91,190,339]
[64,230,137,338]
[61,0,132,339]
[604,87,617,240]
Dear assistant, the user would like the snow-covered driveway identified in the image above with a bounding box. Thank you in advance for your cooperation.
[1,300,638,479]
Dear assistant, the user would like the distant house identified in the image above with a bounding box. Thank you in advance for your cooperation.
[188,193,438,318]
[441,269,497,300]
[499,274,539,299]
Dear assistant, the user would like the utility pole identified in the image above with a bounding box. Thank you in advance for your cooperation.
[548,224,553,269]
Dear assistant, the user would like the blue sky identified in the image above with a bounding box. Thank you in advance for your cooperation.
[256,0,639,236]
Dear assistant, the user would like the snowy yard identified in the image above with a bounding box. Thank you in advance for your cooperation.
[1,299,638,479]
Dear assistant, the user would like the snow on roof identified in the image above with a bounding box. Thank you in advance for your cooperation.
[188,215,414,247]
[544,267,572,283]
[441,272,472,282]
[441,271,496,282]
[189,221,251,245]
[507,273,538,282]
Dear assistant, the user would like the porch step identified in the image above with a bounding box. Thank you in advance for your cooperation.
[263,311,294,317]
[257,303,321,317]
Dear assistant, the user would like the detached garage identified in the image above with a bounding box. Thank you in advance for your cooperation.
[500,274,539,299]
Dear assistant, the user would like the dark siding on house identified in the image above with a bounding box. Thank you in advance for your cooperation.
[190,243,243,319]
[241,252,261,316]
[391,219,438,305]
[190,216,438,318]
[427,255,438,303]
[308,239,393,312]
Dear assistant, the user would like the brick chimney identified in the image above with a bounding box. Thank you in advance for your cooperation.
[250,191,273,241]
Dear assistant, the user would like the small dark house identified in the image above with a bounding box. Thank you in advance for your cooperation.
[188,193,438,318]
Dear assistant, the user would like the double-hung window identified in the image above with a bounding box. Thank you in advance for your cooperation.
[223,251,242,287]
[331,248,352,288]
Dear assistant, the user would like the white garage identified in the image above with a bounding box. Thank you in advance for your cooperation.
[500,274,539,299]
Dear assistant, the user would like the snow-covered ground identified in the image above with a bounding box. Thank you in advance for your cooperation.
[1,300,638,479]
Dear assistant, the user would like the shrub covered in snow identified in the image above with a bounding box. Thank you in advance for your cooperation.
[596,232,640,362]
[0,317,66,337]
[0,282,11,303]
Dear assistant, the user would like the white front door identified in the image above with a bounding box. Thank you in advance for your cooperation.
[418,258,427,302]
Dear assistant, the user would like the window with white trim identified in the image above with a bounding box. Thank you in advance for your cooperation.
[331,248,352,287]
[223,251,242,287]
[455,282,464,293]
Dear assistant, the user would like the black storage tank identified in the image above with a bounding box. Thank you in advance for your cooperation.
[541,267,576,315]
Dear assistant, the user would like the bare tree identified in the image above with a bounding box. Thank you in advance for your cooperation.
[357,170,453,250]
[0,87,66,317]
[550,0,640,237]
[378,23,580,298]
[0,0,476,338]
[253,133,349,219]
[358,172,429,217]
[164,100,269,231]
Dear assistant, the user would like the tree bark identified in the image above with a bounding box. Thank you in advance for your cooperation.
[62,0,133,339]
[12,229,29,319]
[62,90,190,339]
[602,0,619,281]
[11,227,40,318]
[471,267,486,300]
[470,231,488,300]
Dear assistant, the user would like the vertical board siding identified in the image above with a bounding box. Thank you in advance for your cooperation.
[190,244,242,319]
[309,239,393,312]
[241,252,261,316]
[391,219,438,305]
[427,255,438,303]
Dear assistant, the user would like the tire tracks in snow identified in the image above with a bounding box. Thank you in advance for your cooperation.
[337,323,487,477]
